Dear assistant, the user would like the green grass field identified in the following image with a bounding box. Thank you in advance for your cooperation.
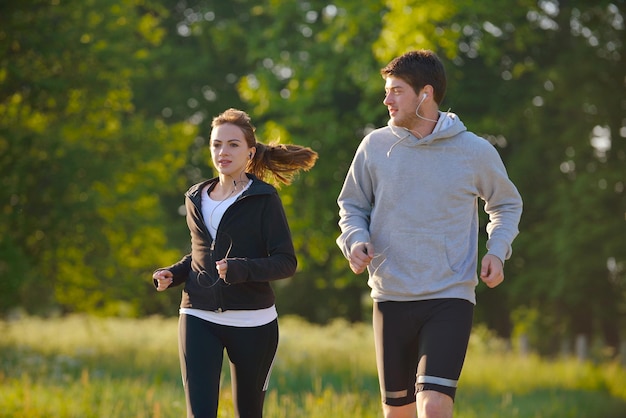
[1,315,624,417]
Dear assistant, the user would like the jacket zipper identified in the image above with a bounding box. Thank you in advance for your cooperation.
[188,192,223,310]
[188,186,251,311]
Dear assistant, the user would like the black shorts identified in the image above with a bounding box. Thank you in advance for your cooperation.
[373,298,474,406]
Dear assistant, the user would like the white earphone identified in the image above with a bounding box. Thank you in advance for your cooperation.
[415,92,438,123]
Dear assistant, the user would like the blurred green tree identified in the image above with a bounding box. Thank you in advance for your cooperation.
[0,0,195,315]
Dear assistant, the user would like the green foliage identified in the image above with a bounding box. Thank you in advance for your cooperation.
[0,0,196,315]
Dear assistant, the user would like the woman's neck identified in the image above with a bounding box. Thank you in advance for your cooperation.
[213,173,247,199]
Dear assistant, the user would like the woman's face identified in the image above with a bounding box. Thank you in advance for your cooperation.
[210,123,254,178]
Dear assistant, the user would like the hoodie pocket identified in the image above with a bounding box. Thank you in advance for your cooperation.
[372,232,455,294]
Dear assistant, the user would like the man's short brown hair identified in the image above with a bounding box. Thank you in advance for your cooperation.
[380,50,447,104]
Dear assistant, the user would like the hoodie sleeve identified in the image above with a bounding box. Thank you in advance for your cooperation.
[336,139,374,259]
[475,141,523,263]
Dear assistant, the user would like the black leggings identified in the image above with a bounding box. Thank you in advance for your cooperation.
[178,314,279,418]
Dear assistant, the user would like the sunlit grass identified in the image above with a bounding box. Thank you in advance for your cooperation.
[0,315,624,417]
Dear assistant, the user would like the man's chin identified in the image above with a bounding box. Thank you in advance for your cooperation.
[389,117,406,128]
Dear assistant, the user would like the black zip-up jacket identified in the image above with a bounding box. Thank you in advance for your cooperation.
[159,174,297,312]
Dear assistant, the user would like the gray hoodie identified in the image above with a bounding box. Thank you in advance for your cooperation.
[336,112,522,304]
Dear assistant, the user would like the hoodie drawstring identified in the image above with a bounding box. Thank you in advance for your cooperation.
[386,125,411,158]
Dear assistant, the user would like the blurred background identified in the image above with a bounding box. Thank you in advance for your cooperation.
[1,0,624,360]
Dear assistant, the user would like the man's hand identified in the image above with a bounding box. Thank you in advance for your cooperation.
[348,242,374,274]
[480,254,504,288]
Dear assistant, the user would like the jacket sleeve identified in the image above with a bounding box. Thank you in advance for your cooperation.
[224,193,297,284]
[336,140,373,259]
[153,254,192,288]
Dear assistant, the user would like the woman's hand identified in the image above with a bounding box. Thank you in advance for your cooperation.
[216,259,228,280]
[153,270,174,291]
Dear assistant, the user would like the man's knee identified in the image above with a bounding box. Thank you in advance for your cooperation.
[417,390,453,418]
[382,402,416,418]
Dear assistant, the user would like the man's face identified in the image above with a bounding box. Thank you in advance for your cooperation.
[383,76,420,129]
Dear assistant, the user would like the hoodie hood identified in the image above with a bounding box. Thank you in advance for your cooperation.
[386,111,466,157]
